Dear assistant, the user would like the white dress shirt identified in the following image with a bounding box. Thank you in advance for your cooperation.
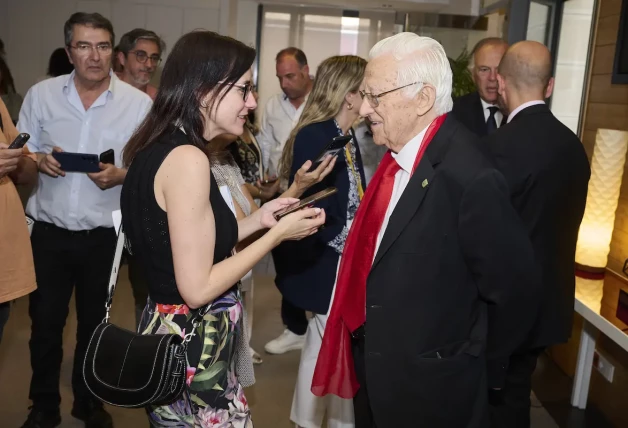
[257,93,306,178]
[480,98,504,129]
[19,71,152,231]
[507,100,546,123]
[373,125,428,261]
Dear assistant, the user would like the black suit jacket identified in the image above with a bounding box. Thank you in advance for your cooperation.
[483,104,591,349]
[364,115,540,427]
[451,91,496,137]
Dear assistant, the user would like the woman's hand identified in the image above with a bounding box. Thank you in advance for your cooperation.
[270,207,326,243]
[255,179,280,201]
[290,155,337,197]
[256,197,299,229]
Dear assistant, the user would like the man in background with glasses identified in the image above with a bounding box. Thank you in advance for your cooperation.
[17,12,152,428]
[115,28,164,101]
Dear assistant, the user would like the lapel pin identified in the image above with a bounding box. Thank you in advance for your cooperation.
[422,179,429,188]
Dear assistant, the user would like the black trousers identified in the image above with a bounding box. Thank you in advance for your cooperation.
[271,247,308,336]
[28,221,116,411]
[0,301,10,345]
[352,328,377,428]
[281,297,308,336]
[489,347,545,428]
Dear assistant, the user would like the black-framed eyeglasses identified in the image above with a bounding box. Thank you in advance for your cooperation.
[359,81,422,107]
[129,50,162,65]
[231,82,256,101]
[68,42,112,55]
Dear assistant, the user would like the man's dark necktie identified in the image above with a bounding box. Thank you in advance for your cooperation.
[486,106,500,134]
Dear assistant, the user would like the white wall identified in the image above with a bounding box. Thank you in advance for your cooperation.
[0,0,230,95]
[549,0,596,134]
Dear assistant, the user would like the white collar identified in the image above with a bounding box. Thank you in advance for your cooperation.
[507,100,545,123]
[479,97,498,111]
[392,125,429,174]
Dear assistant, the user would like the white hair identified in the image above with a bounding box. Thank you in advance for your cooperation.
[369,32,453,115]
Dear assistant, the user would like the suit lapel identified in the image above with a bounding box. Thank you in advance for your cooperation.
[473,93,488,136]
[372,154,435,269]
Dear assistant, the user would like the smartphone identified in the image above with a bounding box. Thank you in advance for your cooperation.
[308,135,353,172]
[52,152,101,173]
[273,187,338,221]
[100,148,115,165]
[8,133,30,150]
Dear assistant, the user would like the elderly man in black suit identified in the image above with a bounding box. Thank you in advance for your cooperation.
[312,32,541,428]
[452,38,508,136]
[483,41,591,428]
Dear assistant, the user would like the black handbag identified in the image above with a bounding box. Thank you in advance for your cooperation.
[83,226,210,408]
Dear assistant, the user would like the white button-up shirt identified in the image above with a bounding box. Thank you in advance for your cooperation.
[19,71,152,231]
[257,93,306,178]
[374,125,429,260]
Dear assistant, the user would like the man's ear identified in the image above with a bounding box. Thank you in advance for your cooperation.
[545,77,555,99]
[117,51,127,68]
[416,85,436,116]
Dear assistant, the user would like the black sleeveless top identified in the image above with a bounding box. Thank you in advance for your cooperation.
[120,128,238,305]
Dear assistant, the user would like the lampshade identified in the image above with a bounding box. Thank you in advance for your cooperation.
[576,128,628,271]
[575,276,604,313]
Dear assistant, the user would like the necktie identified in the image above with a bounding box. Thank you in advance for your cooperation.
[486,106,499,134]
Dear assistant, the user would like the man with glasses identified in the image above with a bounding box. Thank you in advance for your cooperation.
[115,28,164,100]
[17,12,152,428]
[312,33,539,427]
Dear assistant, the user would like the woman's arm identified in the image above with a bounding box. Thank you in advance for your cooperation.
[159,145,325,308]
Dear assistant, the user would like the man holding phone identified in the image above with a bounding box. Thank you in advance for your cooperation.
[17,13,151,428]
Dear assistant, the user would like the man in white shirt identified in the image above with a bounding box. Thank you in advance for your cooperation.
[18,13,151,428]
[451,38,508,136]
[259,48,313,355]
[258,47,313,181]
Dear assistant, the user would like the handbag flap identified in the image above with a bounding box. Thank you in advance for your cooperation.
[91,323,183,390]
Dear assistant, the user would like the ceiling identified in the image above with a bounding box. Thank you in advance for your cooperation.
[260,0,480,16]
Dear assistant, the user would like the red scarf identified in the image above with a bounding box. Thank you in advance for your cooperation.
[311,114,447,398]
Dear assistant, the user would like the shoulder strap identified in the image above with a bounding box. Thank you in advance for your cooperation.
[104,225,126,322]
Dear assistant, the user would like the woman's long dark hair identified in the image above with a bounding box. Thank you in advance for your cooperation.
[0,55,17,95]
[123,31,256,167]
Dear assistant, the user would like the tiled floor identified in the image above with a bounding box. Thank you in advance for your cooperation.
[0,262,583,427]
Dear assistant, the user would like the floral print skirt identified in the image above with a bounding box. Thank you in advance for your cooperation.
[139,289,253,427]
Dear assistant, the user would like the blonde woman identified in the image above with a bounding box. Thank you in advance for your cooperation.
[276,55,367,428]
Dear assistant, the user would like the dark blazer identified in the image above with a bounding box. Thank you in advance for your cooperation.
[452,91,492,137]
[363,115,540,428]
[483,104,591,349]
[274,119,366,314]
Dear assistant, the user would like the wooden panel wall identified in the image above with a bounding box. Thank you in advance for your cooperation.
[582,0,628,275]
[551,2,628,424]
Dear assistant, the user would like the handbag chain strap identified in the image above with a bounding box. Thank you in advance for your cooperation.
[105,225,211,341]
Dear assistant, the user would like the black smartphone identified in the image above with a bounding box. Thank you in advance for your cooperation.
[273,187,338,221]
[308,135,353,172]
[8,133,30,149]
[100,149,115,165]
[52,152,101,173]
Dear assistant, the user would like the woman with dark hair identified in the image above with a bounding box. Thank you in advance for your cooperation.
[47,47,74,77]
[0,55,22,123]
[120,31,326,427]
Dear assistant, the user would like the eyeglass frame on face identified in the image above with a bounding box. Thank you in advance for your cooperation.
[128,50,162,65]
[219,81,256,102]
[359,81,422,108]
[67,42,113,56]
